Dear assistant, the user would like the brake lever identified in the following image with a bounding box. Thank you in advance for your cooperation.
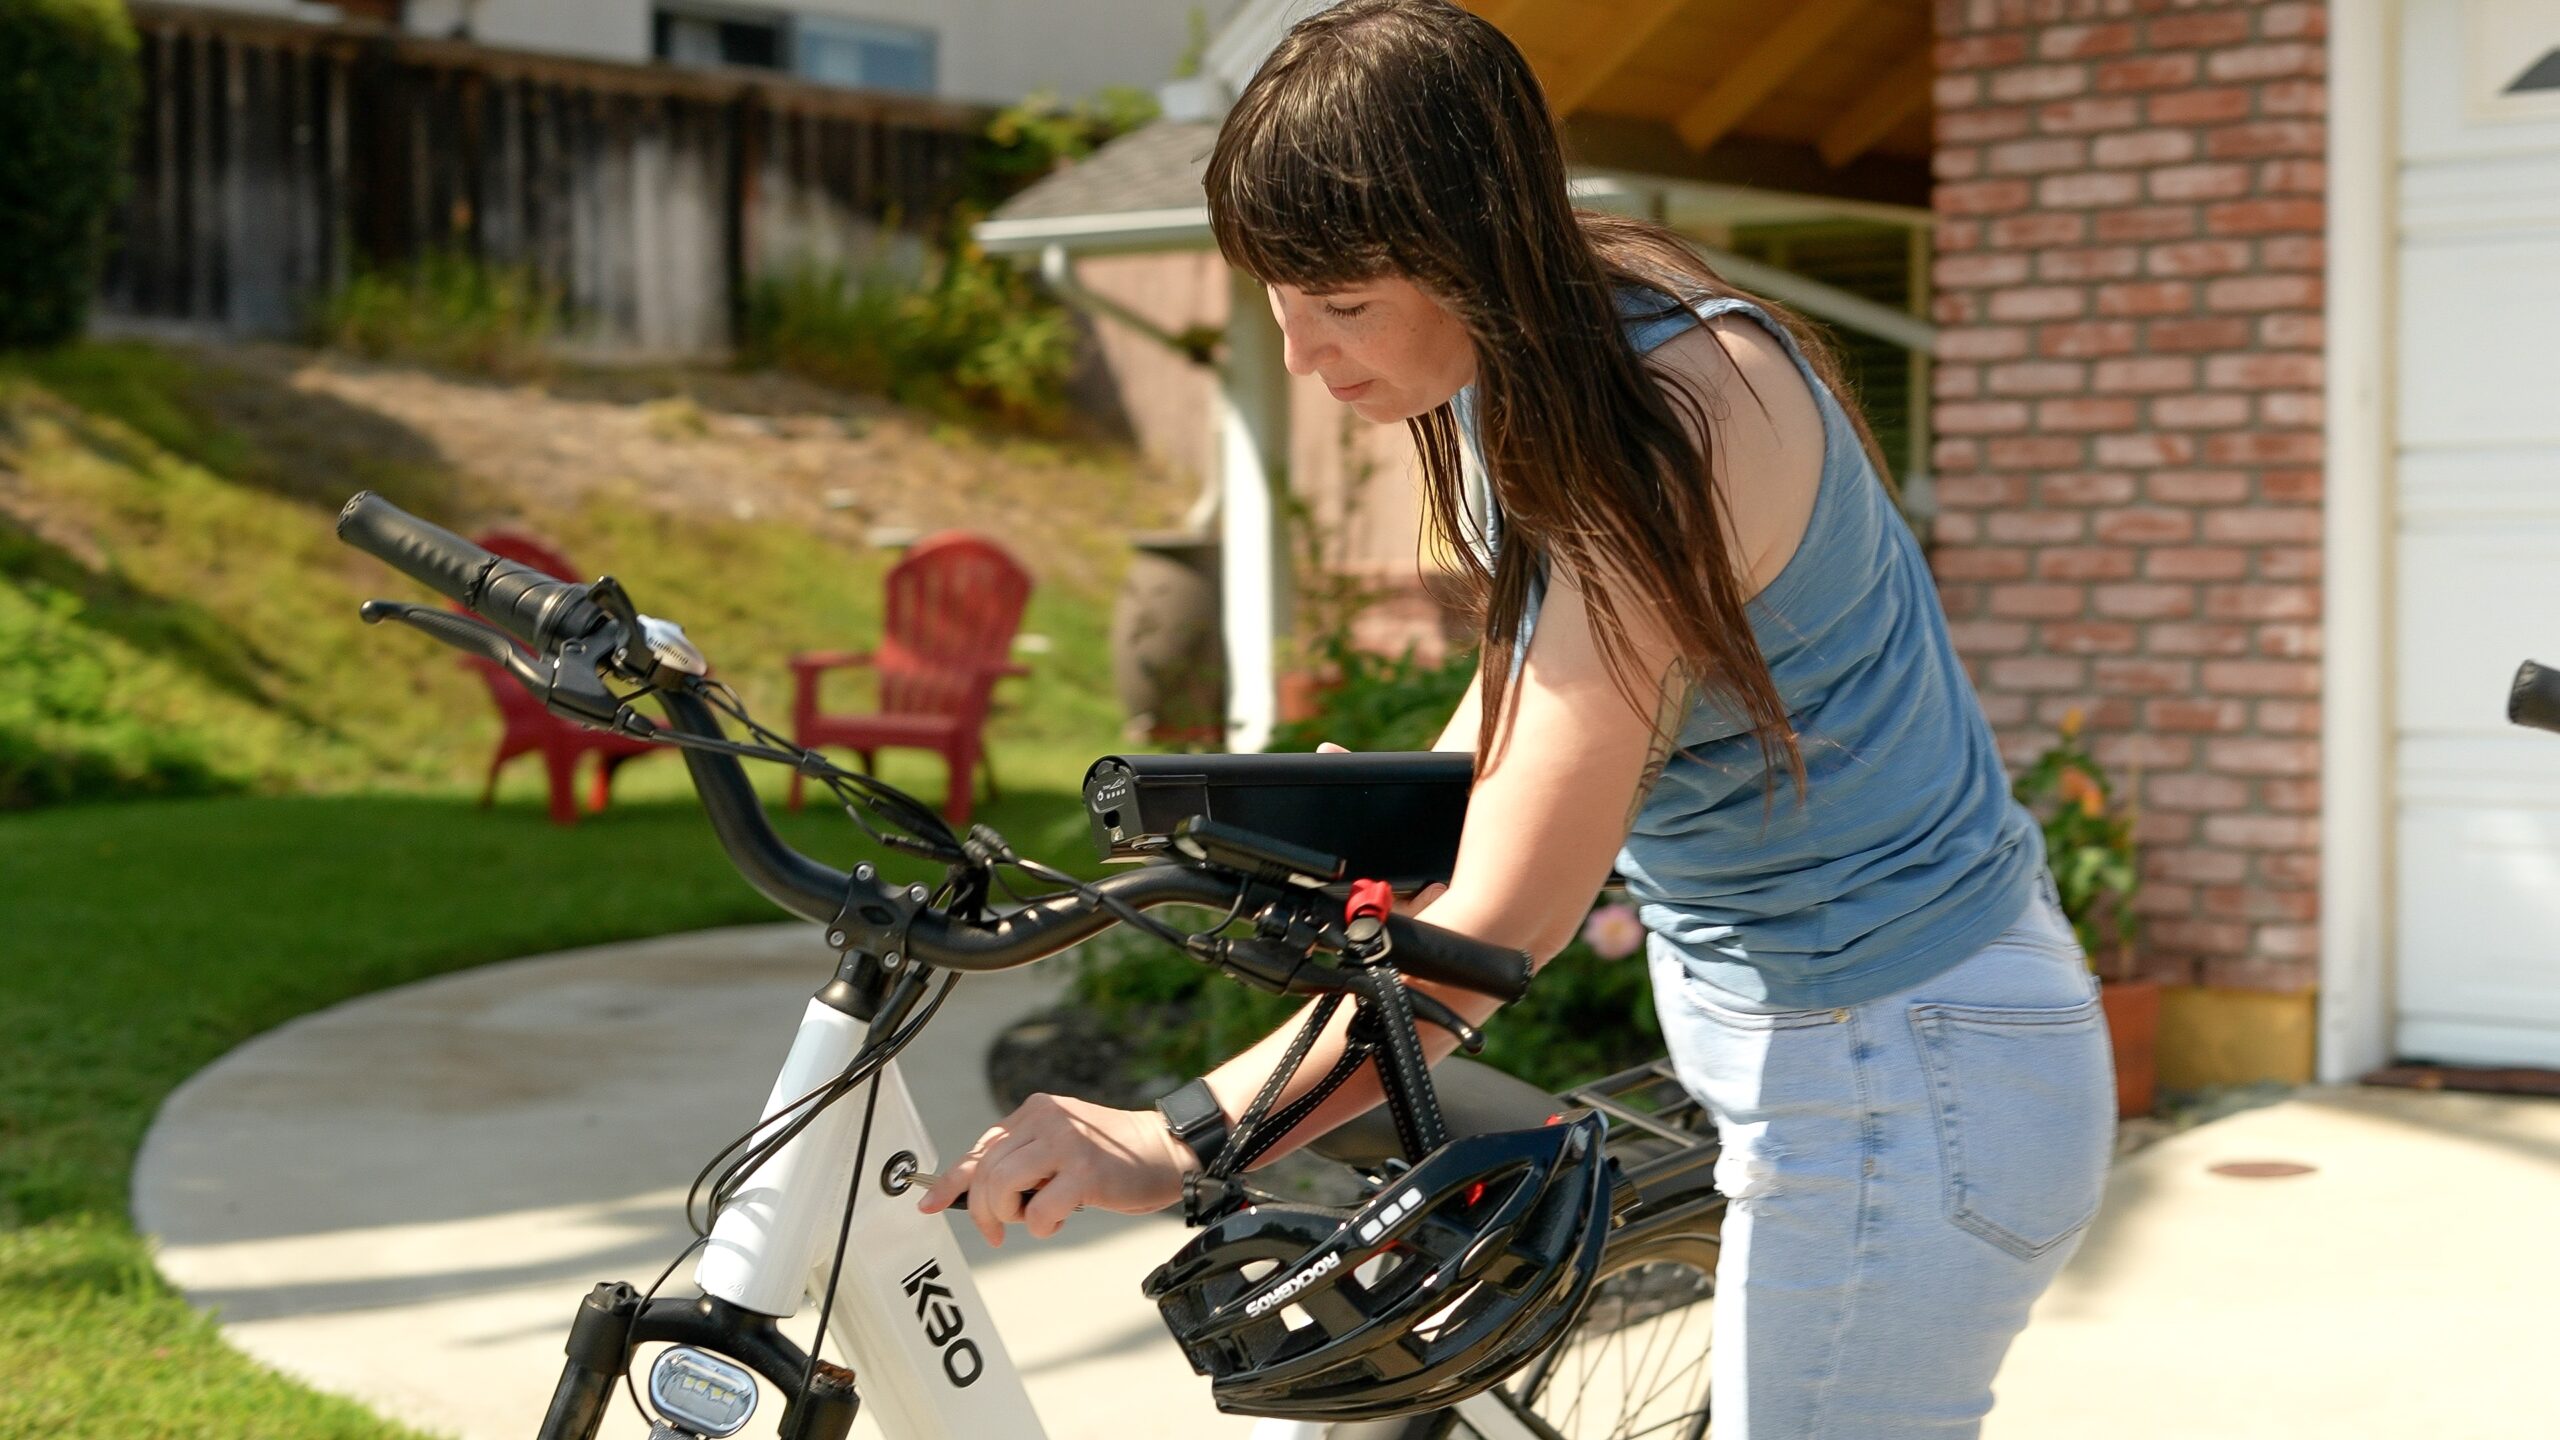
[361,599,656,738]
[1398,984,1486,1054]
[361,600,537,680]
[584,576,708,690]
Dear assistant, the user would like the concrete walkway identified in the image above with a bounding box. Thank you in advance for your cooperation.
[133,925,1259,1440]
[135,924,2560,1439]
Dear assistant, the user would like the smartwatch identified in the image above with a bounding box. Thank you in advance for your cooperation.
[1155,1078,1231,1174]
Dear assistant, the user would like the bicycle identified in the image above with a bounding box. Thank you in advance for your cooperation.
[334,492,1724,1440]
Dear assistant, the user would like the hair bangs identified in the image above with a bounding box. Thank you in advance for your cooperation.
[1204,30,1440,294]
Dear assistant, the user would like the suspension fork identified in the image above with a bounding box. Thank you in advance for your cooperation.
[534,1282,861,1440]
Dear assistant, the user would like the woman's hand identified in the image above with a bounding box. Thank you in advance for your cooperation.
[915,1092,1193,1243]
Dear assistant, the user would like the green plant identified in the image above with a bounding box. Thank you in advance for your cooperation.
[741,246,1078,428]
[0,577,228,807]
[1266,642,1476,753]
[966,86,1160,205]
[1064,905,1660,1097]
[2011,707,2140,973]
[1264,416,1477,753]
[315,251,558,378]
[0,0,140,349]
[1170,7,1212,80]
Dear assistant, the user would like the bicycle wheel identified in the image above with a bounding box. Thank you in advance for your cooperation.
[1332,1210,1722,1440]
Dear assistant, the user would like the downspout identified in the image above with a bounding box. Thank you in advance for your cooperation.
[1688,241,1940,355]
[1039,244,1222,532]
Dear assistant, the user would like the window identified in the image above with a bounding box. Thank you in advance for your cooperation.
[793,16,937,96]
[653,5,786,72]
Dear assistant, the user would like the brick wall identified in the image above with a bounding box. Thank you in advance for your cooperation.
[1928,0,2325,991]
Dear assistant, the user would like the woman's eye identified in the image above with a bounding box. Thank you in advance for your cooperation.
[1324,302,1369,319]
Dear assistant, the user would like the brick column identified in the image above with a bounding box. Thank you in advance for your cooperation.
[1929,0,2325,995]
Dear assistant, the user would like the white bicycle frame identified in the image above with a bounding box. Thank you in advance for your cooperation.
[678,994,1545,1440]
[678,993,1337,1440]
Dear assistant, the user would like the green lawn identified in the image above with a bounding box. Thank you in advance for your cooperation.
[0,339,1140,807]
[0,339,1152,1435]
[0,771,1115,1438]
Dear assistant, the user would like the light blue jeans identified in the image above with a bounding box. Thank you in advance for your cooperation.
[1647,873,2116,1438]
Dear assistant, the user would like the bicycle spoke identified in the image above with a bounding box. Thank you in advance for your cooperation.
[1496,1252,1715,1440]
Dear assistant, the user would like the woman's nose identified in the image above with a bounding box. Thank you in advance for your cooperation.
[1278,318,1324,378]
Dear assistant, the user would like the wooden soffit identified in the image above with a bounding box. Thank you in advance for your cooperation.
[1467,0,1933,205]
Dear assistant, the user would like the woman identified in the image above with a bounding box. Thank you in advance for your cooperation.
[920,2,2116,1433]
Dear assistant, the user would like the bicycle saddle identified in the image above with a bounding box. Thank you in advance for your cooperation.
[1305,1055,1562,1167]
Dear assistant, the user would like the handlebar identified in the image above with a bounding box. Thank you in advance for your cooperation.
[337,493,1534,1005]
[337,492,607,652]
[2512,661,2560,736]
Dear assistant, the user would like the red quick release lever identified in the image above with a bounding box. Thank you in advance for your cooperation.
[1346,879,1395,925]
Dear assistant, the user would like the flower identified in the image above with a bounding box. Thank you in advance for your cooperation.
[2058,766,2105,816]
[1580,903,1646,960]
[2059,706,2085,740]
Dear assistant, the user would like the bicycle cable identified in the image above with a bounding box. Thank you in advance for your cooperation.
[615,1232,712,1424]
[801,1058,888,1394]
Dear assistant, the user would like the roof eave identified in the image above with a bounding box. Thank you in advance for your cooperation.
[973,207,1214,258]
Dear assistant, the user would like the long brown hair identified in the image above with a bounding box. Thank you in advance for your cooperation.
[1204,0,1893,787]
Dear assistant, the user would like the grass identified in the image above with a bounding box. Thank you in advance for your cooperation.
[0,339,1133,806]
[0,338,1152,1435]
[0,786,1109,1438]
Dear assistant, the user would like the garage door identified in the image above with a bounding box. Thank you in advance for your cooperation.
[2394,0,2560,1066]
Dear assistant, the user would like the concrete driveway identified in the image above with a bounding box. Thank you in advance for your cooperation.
[133,922,2560,1439]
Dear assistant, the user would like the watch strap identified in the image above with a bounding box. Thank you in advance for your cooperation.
[1156,1077,1231,1174]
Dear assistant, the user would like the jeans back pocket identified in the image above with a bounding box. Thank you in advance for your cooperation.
[1907,998,2115,1260]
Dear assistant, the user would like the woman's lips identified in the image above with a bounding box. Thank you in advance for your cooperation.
[1326,378,1375,402]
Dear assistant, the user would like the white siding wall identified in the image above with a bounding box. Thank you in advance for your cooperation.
[191,0,1231,105]
[2388,0,2560,1067]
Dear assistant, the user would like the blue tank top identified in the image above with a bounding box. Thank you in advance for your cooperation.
[1454,290,2046,1009]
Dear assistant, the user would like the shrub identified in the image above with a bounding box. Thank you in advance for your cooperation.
[1064,908,1660,1098]
[315,251,557,378]
[2011,706,2141,972]
[0,0,141,349]
[1076,625,1664,1096]
[965,86,1160,208]
[741,245,1078,427]
[1266,642,1476,754]
[0,578,228,808]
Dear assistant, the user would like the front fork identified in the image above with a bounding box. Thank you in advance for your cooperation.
[536,1282,862,1440]
[534,969,1044,1440]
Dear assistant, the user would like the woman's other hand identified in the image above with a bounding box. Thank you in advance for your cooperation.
[915,1093,1193,1244]
[1315,742,1448,913]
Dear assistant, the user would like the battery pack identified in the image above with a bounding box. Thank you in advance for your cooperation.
[1082,751,1474,892]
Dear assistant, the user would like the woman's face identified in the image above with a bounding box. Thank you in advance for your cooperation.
[1267,276,1476,423]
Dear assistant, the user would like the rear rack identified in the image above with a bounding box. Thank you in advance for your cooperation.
[1557,1058,1722,1221]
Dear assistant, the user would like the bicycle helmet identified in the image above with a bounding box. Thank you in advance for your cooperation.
[1142,1111,1631,1422]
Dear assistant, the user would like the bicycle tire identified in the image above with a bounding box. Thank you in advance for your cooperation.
[1324,1207,1723,1440]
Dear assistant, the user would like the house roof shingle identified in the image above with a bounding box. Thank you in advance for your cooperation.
[986,119,1219,226]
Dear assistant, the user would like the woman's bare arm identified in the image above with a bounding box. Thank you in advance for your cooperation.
[1200,314,1829,1164]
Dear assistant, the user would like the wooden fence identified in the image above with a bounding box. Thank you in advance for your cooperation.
[100,3,991,356]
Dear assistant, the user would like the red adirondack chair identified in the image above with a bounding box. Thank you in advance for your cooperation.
[462,530,658,826]
[788,532,1032,825]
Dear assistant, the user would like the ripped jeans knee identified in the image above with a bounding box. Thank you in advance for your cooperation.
[1713,1128,1786,1208]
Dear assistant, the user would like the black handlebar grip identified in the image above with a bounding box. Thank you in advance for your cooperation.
[2511,661,2560,735]
[336,492,603,650]
[337,491,496,609]
[1383,913,1533,1004]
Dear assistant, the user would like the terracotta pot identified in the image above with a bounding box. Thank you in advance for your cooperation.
[2099,977,2162,1119]
[1276,668,1338,726]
